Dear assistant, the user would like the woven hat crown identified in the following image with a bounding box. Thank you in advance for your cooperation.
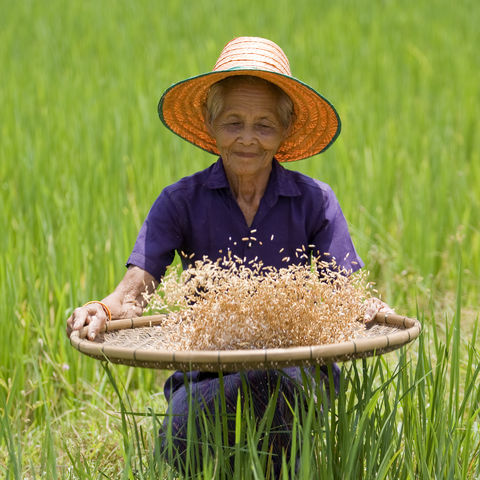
[213,37,291,75]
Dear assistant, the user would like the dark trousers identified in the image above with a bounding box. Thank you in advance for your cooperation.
[160,365,340,476]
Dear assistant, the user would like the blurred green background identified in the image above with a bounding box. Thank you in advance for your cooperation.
[1,0,479,476]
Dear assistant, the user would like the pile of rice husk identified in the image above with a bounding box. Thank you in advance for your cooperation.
[144,256,374,351]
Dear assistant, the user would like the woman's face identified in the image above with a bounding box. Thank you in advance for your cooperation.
[207,81,290,179]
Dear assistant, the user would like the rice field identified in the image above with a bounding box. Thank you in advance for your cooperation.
[1,0,479,478]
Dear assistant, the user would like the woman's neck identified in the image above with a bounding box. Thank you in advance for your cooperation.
[226,168,271,227]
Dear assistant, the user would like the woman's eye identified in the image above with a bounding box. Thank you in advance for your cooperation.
[257,124,274,132]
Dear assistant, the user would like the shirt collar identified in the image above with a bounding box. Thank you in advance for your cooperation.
[205,157,301,197]
[205,158,230,189]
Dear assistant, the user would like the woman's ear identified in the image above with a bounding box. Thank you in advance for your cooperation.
[203,106,215,137]
[281,122,293,142]
[283,111,296,139]
[206,121,216,138]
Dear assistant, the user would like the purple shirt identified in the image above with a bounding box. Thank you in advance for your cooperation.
[127,158,363,281]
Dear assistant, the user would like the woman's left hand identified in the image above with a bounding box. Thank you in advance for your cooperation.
[363,297,395,325]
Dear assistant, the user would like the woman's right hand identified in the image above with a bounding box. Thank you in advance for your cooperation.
[66,302,110,341]
[66,266,158,341]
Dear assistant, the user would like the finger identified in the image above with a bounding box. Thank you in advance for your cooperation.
[73,307,90,331]
[122,302,143,318]
[363,302,376,318]
[132,304,143,317]
[379,305,395,315]
[67,309,81,329]
[66,316,73,338]
[371,298,394,315]
[363,299,380,323]
[87,313,107,341]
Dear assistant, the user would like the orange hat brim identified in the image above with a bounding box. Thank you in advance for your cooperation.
[159,69,341,162]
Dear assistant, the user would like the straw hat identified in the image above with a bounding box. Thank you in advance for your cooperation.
[159,37,341,162]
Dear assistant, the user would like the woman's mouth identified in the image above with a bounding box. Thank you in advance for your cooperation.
[234,151,258,158]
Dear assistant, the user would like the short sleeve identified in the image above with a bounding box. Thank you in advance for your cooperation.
[311,186,364,274]
[126,189,182,281]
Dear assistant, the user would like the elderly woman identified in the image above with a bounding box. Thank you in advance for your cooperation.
[67,37,391,474]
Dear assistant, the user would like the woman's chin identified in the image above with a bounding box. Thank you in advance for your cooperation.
[225,157,272,177]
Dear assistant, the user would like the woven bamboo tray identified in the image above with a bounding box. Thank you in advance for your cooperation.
[70,312,421,372]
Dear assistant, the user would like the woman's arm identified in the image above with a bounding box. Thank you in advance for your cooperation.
[66,265,158,340]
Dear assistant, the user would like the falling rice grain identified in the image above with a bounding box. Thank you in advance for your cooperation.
[144,255,372,351]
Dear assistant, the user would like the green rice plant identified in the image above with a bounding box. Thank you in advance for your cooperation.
[0,384,22,479]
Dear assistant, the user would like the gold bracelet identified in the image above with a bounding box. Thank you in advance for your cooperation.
[83,301,112,322]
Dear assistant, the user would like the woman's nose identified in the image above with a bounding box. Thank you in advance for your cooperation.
[238,125,256,144]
